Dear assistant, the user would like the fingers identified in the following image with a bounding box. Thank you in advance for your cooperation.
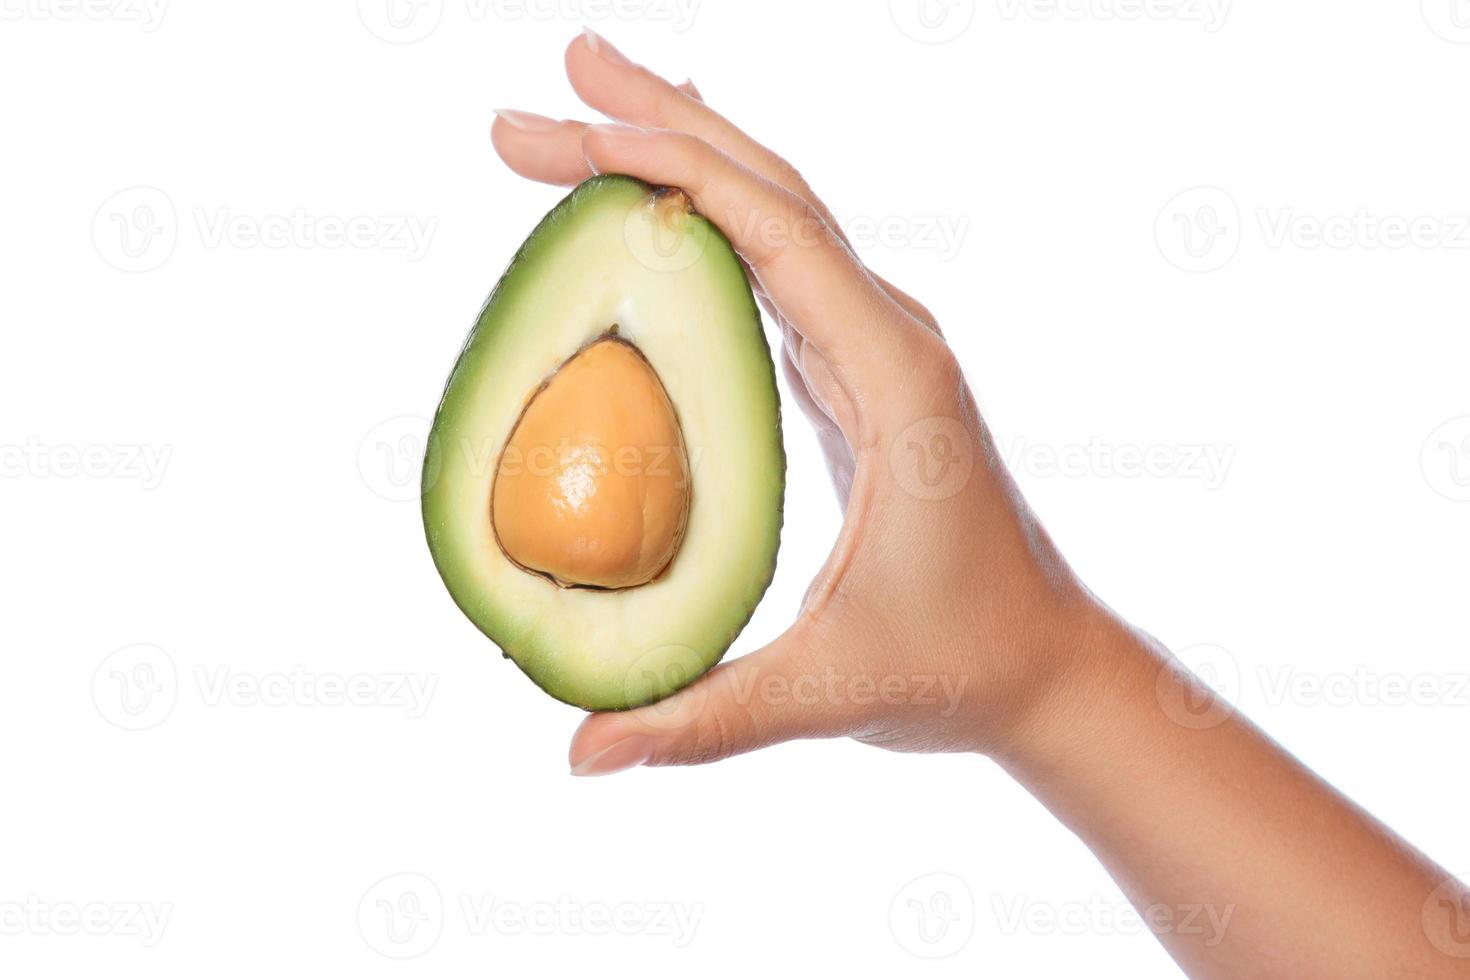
[491,109,592,187]
[568,626,844,774]
[675,78,702,101]
[582,123,925,403]
[568,31,812,207]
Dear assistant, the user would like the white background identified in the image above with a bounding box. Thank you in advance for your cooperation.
[2,1,1469,976]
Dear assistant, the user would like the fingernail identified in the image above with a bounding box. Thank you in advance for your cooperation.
[494,108,561,132]
[582,27,631,65]
[570,735,655,777]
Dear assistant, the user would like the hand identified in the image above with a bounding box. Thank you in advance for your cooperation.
[493,30,1112,775]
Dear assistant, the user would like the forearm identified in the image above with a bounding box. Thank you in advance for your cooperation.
[996,617,1467,979]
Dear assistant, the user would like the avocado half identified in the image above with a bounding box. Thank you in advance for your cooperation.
[422,175,785,710]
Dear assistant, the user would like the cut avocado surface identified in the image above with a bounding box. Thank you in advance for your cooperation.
[423,174,785,710]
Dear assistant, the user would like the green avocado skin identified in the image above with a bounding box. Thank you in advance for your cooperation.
[421,174,785,711]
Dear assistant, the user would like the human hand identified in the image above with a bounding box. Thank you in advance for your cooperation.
[492,30,1113,775]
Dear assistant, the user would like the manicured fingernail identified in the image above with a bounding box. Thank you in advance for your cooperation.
[582,27,631,65]
[570,735,654,777]
[494,109,561,132]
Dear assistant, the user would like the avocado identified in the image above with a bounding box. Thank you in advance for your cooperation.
[422,175,785,710]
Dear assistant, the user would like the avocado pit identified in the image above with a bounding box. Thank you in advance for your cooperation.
[490,335,691,590]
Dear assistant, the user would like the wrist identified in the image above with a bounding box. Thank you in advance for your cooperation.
[988,604,1166,773]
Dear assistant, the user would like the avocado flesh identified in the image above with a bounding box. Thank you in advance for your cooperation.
[423,175,785,710]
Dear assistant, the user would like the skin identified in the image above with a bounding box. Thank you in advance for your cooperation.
[490,30,1470,978]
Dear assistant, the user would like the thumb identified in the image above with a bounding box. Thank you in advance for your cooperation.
[567,625,840,775]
